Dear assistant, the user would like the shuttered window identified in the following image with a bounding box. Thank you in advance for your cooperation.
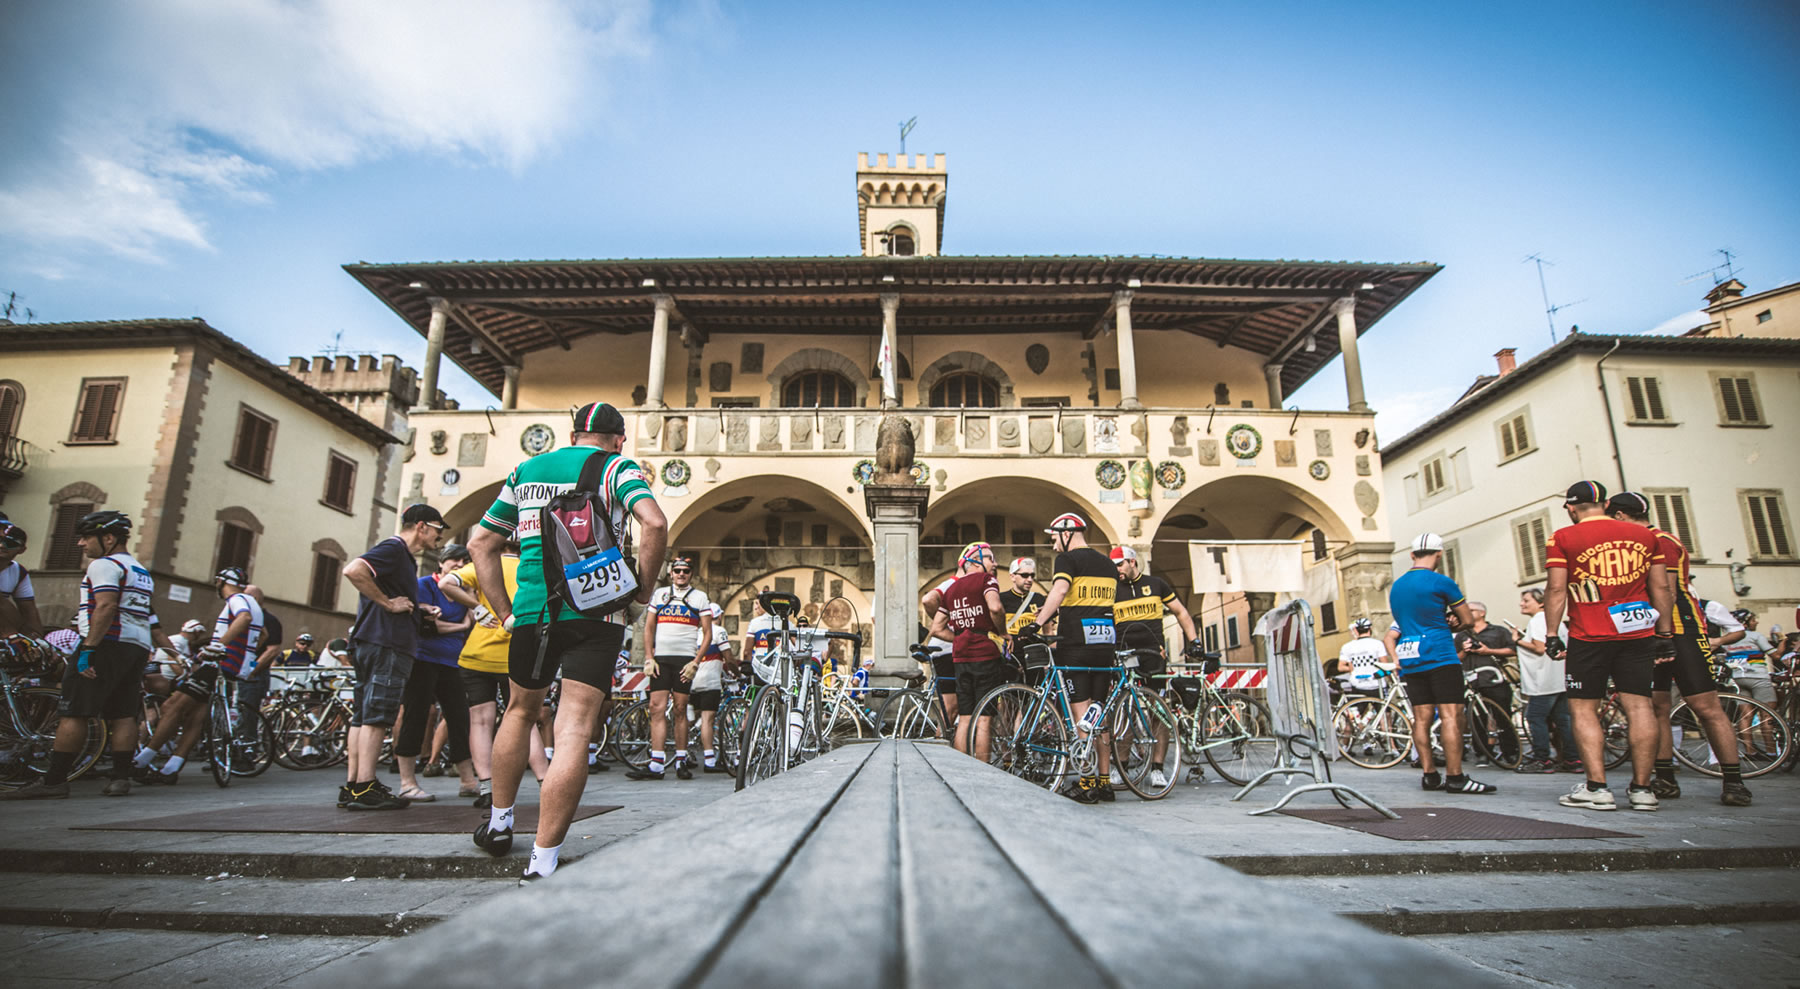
[1319,601,1338,633]
[69,378,125,443]
[1512,511,1551,582]
[1625,376,1668,422]
[216,522,255,574]
[1311,529,1328,562]
[1740,490,1794,560]
[1422,456,1448,496]
[309,553,342,610]
[1442,539,1464,586]
[45,502,93,569]
[0,381,23,437]
[1713,374,1764,425]
[229,406,277,477]
[1226,616,1241,648]
[322,453,357,512]
[1495,408,1535,462]
[1645,488,1698,557]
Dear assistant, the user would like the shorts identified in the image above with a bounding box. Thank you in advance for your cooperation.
[689,688,722,713]
[350,642,414,727]
[174,663,221,703]
[508,619,623,694]
[1058,645,1116,704]
[461,667,511,709]
[1564,637,1654,700]
[648,656,693,695]
[955,659,1009,715]
[932,653,957,698]
[1736,675,1776,706]
[59,641,149,721]
[1401,663,1465,707]
[1654,633,1726,696]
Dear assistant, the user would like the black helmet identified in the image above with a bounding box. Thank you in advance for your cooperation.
[1731,608,1754,623]
[213,567,248,588]
[75,510,132,537]
[0,521,25,549]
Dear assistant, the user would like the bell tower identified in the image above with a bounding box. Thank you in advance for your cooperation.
[856,152,947,257]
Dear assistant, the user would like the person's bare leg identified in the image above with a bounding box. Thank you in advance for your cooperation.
[699,710,715,753]
[429,718,450,769]
[170,704,208,760]
[144,694,193,751]
[1617,692,1658,787]
[1653,691,1675,760]
[528,725,549,781]
[468,702,497,780]
[1569,698,1607,784]
[1682,690,1742,765]
[974,715,993,762]
[535,681,605,848]
[954,713,972,754]
[353,724,387,784]
[671,692,690,765]
[1411,705,1438,774]
[647,689,669,757]
[492,685,547,811]
[1438,703,1464,776]
[398,755,421,793]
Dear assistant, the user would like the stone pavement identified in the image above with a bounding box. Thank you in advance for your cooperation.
[0,752,1794,986]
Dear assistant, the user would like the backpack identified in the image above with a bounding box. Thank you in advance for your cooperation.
[538,449,639,621]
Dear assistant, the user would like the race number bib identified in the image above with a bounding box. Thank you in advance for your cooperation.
[563,546,637,612]
[1395,636,1422,661]
[1080,618,1116,645]
[1607,601,1655,635]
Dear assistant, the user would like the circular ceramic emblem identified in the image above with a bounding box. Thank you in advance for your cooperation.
[1309,459,1331,481]
[1096,460,1127,489]
[852,459,876,485]
[1225,424,1262,460]
[661,459,692,487]
[520,423,556,455]
[909,461,931,486]
[441,468,461,486]
[1154,461,1186,490]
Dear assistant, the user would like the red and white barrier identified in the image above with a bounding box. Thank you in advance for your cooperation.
[615,671,649,694]
[1205,668,1268,690]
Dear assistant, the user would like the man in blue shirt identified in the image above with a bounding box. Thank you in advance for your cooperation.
[1386,533,1495,795]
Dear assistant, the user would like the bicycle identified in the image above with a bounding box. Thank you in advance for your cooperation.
[1332,669,1414,769]
[1669,685,1789,779]
[880,645,952,741]
[1151,650,1278,787]
[267,667,354,770]
[190,657,275,787]
[0,636,106,789]
[1462,665,1522,770]
[735,591,862,791]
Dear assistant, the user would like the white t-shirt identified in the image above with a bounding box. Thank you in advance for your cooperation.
[647,585,711,658]
[0,561,34,600]
[1335,637,1390,690]
[78,553,154,650]
[692,625,730,692]
[925,576,956,653]
[1517,612,1568,697]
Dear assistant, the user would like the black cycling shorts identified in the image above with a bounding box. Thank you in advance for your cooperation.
[955,659,1009,716]
[1401,663,1465,708]
[508,620,622,695]
[932,652,957,698]
[1656,600,1726,696]
[689,688,722,713]
[174,663,221,703]
[461,668,511,709]
[1058,646,1117,704]
[59,641,149,721]
[647,656,694,695]
[1564,636,1654,700]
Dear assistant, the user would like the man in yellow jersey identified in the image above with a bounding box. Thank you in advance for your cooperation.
[1111,545,1198,790]
[1031,513,1118,804]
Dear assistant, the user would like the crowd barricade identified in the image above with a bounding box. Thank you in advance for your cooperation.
[1231,598,1399,819]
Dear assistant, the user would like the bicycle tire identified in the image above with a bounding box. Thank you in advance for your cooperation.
[880,688,945,740]
[1202,694,1280,786]
[1671,695,1789,779]
[971,683,1066,789]
[207,691,232,788]
[823,691,866,744]
[715,694,748,773]
[232,717,276,778]
[1598,699,1631,770]
[735,685,783,791]
[608,698,652,769]
[1333,697,1412,770]
[0,688,104,788]
[1466,695,1521,770]
[1113,684,1180,800]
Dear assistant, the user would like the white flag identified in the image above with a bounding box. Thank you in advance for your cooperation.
[1188,543,1236,595]
[1228,544,1305,594]
[1303,559,1339,604]
[878,337,896,403]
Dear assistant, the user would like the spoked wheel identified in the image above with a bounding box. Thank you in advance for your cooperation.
[1201,693,1280,786]
[880,689,946,740]
[716,694,749,773]
[1112,685,1180,800]
[1598,699,1631,769]
[794,676,829,764]
[1466,695,1522,770]
[823,691,865,745]
[207,692,233,787]
[1672,695,1790,779]
[231,716,276,778]
[0,688,103,788]
[1334,697,1412,770]
[970,684,1066,790]
[608,698,652,769]
[735,688,784,791]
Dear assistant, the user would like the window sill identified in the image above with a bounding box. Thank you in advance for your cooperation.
[1497,447,1537,466]
[1746,558,1800,565]
[1717,422,1772,429]
[63,439,118,447]
[319,498,355,517]
[225,460,273,482]
[1624,420,1679,427]
[1517,575,1548,587]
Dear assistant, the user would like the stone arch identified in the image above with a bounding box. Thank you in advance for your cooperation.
[921,475,1119,586]
[211,505,264,578]
[0,379,24,436]
[1149,473,1355,611]
[49,481,108,506]
[916,350,1016,407]
[766,347,871,408]
[441,479,506,536]
[215,505,265,534]
[311,537,348,560]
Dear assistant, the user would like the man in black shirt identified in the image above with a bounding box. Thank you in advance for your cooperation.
[1031,513,1118,804]
[997,558,1044,635]
[1456,602,1519,765]
[1111,545,1198,790]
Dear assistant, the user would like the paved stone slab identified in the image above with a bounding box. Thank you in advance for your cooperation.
[1412,921,1800,988]
[0,927,388,989]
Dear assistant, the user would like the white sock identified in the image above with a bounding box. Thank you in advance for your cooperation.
[703,749,716,768]
[490,805,514,832]
[648,750,665,772]
[133,748,156,768]
[587,743,599,766]
[162,755,185,774]
[544,747,554,760]
[674,749,688,768]
[526,842,561,877]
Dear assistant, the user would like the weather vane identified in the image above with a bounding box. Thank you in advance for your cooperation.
[899,116,917,155]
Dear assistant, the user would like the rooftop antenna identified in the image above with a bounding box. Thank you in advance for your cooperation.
[1523,254,1584,346]
[898,116,918,156]
[320,329,346,357]
[1679,247,1740,286]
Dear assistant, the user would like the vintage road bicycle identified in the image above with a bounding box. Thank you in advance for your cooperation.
[735,591,863,791]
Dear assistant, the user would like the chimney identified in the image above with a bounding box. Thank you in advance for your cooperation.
[1705,278,1746,307]
[1494,348,1517,376]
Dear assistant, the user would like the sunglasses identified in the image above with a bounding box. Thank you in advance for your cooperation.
[670,567,692,574]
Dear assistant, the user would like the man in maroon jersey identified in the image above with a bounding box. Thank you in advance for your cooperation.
[928,542,1009,760]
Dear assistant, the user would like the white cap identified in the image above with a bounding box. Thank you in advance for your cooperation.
[708,603,724,618]
[180,619,207,634]
[1410,532,1445,553]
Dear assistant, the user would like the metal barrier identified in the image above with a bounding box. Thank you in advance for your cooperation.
[1231,599,1398,818]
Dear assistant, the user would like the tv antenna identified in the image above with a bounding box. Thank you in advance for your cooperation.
[1680,248,1740,286]
[1523,254,1585,346]
[898,116,918,155]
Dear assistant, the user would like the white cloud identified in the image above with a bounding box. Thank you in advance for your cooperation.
[1644,308,1707,336]
[1375,384,1463,442]
[0,0,653,262]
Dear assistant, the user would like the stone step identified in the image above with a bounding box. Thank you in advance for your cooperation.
[0,872,510,938]
[1263,867,1800,936]
[0,846,565,881]
[1213,845,1800,877]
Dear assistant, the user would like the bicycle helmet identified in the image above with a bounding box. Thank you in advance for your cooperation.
[1108,545,1138,564]
[179,619,207,635]
[1731,608,1754,623]
[213,566,248,588]
[1352,618,1374,633]
[297,633,314,644]
[1008,557,1036,576]
[1044,512,1087,535]
[0,521,25,548]
[959,541,992,569]
[74,510,132,537]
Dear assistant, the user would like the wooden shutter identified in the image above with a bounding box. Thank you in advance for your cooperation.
[0,382,20,436]
[1319,601,1338,633]
[1643,378,1665,420]
[1311,529,1327,562]
[309,553,341,610]
[1514,514,1549,581]
[1747,495,1792,557]
[1626,377,1648,420]
[72,380,122,442]
[324,454,356,511]
[217,523,254,572]
[45,502,92,569]
[1500,421,1516,458]
[1443,542,1462,585]
[1733,379,1760,423]
[1511,415,1530,452]
[1649,490,1696,554]
[233,409,275,474]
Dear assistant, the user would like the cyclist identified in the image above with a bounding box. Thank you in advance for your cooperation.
[1456,602,1520,767]
[0,520,44,637]
[274,633,318,668]
[133,568,267,785]
[1722,609,1779,762]
[1029,513,1119,804]
[1111,545,1197,790]
[998,558,1044,635]
[468,401,666,883]
[631,557,711,781]
[918,571,960,726]
[1387,532,1494,794]
[927,542,1009,760]
[1543,481,1674,812]
[4,511,153,800]
[687,603,731,774]
[1328,618,1393,699]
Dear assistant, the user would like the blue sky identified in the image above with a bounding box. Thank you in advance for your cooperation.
[3,0,1797,437]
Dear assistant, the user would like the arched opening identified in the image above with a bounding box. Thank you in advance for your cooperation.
[928,372,998,408]
[765,348,871,408]
[0,380,23,437]
[441,479,507,539]
[781,370,856,408]
[886,227,916,256]
[922,476,1117,595]
[916,351,1015,408]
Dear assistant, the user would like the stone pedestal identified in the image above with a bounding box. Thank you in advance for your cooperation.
[1335,541,1397,629]
[864,482,931,679]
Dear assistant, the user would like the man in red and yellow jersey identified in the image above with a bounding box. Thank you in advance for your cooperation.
[1543,480,1674,814]
[1606,492,1750,807]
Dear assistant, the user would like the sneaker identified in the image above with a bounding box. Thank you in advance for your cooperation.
[101,777,132,797]
[474,791,492,809]
[474,821,514,856]
[675,763,694,781]
[135,766,179,785]
[1096,778,1115,802]
[1420,772,1444,791]
[518,870,545,886]
[1558,760,1585,774]
[0,779,69,800]
[1515,759,1556,774]
[343,784,410,811]
[1150,769,1170,789]
[703,763,728,774]
[1649,777,1681,800]
[1720,782,1753,807]
[336,784,352,808]
[1069,783,1101,805]
[1627,786,1659,812]
[1559,783,1616,811]
[625,767,664,781]
[1444,775,1497,794]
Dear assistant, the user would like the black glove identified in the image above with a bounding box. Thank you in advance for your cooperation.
[1019,622,1041,637]
[1653,635,1676,662]
[1544,635,1566,660]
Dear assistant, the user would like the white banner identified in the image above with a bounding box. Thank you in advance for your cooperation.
[1303,559,1339,604]
[1186,541,1307,595]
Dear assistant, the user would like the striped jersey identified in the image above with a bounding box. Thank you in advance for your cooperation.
[1051,548,1116,648]
[78,553,154,649]
[647,584,710,656]
[213,591,266,677]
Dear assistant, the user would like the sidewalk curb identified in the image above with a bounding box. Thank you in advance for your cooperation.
[0,848,566,880]
[1212,846,1800,876]
[1347,900,1800,936]
[0,905,444,937]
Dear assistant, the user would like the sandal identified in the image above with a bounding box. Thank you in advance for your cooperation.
[457,783,481,798]
[396,785,436,802]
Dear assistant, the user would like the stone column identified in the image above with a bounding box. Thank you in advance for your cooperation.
[864,482,931,679]
[417,297,450,411]
[1114,290,1141,409]
[1333,296,1369,413]
[1245,591,1278,665]
[1263,362,1285,409]
[646,295,674,409]
[879,292,900,408]
[501,365,521,410]
[1334,541,1397,630]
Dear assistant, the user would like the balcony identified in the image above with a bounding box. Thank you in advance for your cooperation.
[0,434,43,495]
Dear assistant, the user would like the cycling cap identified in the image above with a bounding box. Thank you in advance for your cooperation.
[1109,546,1138,564]
[1352,618,1374,632]
[180,619,207,634]
[75,510,132,536]
[959,542,992,567]
[440,543,471,562]
[326,637,350,653]
[402,503,445,527]
[213,567,248,587]
[0,521,25,548]
[1410,532,1445,553]
[708,603,723,618]
[1606,491,1650,517]
[1008,557,1036,575]
[572,402,627,435]
[297,633,314,643]
[1564,480,1608,505]
[1044,513,1087,535]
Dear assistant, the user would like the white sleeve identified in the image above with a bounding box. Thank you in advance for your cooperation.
[85,556,124,593]
[1706,602,1744,635]
[1527,614,1546,641]
[13,568,32,600]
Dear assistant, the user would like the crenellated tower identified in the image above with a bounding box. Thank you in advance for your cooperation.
[856,152,947,257]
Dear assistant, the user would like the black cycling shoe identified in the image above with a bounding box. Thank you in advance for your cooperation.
[675,763,694,781]
[474,821,514,856]
[474,791,492,809]
[588,760,610,774]
[1443,775,1496,794]
[703,763,728,774]
[1649,777,1681,799]
[625,767,664,781]
[337,784,352,808]
[1096,779,1116,802]
[134,766,178,785]
[1420,772,1444,791]
[1720,782,1753,807]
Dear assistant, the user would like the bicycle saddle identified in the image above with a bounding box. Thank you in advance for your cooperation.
[757,590,802,621]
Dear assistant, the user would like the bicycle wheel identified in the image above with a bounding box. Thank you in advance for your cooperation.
[608,698,652,769]
[823,691,866,744]
[1466,695,1521,770]
[1202,693,1280,786]
[715,693,749,773]
[972,683,1067,789]
[880,689,946,740]
[1672,695,1790,779]
[796,674,828,763]
[0,688,103,788]
[1333,697,1412,770]
[231,716,275,778]
[1598,699,1631,769]
[735,687,783,791]
[1113,685,1180,800]
[207,691,232,788]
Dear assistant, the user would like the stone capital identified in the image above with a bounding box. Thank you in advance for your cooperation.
[652,294,676,315]
[427,296,450,315]
[879,292,901,314]
[1112,289,1134,309]
[1332,295,1358,318]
